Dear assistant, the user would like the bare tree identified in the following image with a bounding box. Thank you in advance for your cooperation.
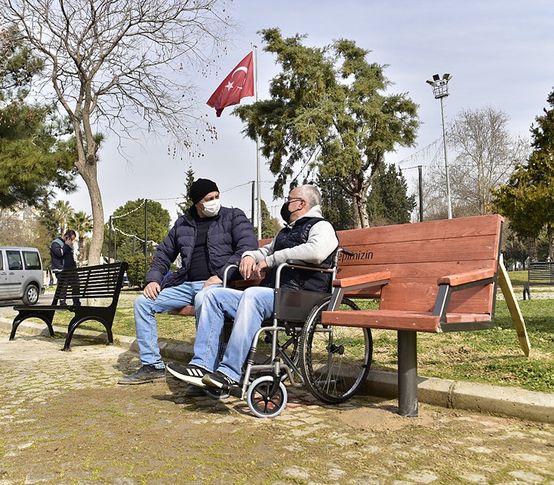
[0,0,230,264]
[424,107,529,218]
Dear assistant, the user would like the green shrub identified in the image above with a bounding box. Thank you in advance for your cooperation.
[125,254,153,287]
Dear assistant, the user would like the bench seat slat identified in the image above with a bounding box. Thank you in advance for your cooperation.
[321,309,493,332]
[321,309,441,332]
[13,305,69,312]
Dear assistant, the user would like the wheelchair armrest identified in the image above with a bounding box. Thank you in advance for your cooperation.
[222,264,239,288]
[285,259,334,271]
[274,260,336,290]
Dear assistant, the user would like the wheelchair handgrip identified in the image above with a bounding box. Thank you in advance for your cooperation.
[339,247,355,257]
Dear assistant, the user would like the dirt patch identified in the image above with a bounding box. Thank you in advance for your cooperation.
[336,404,435,433]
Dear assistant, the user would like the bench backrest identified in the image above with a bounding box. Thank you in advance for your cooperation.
[54,262,129,305]
[528,261,554,284]
[335,214,504,314]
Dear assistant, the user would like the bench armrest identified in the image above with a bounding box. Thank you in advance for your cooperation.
[325,270,391,312]
[332,270,391,290]
[437,268,496,287]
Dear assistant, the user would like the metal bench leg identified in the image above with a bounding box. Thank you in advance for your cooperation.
[10,313,55,340]
[63,316,83,351]
[397,330,418,417]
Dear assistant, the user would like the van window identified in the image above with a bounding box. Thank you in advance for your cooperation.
[7,251,23,270]
[0,251,3,270]
[23,251,41,270]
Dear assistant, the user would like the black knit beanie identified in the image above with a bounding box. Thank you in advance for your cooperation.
[190,178,219,204]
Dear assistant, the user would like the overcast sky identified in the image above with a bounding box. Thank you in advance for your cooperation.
[60,0,554,224]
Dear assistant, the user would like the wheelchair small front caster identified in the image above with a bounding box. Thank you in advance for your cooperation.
[246,375,288,418]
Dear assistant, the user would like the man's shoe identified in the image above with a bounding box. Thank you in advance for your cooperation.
[202,371,239,391]
[118,365,165,385]
[166,363,207,387]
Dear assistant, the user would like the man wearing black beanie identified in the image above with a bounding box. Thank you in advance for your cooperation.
[119,178,258,385]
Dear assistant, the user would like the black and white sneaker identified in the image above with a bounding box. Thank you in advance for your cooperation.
[166,363,207,387]
[202,371,239,391]
[118,365,165,385]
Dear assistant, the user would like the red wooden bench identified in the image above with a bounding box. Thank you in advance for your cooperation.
[320,214,529,416]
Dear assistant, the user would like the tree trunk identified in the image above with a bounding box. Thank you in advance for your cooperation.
[352,191,370,228]
[546,224,554,261]
[526,237,538,264]
[79,163,104,266]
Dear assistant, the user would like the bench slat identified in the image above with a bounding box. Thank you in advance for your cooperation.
[337,214,502,246]
[321,309,493,332]
[321,309,441,332]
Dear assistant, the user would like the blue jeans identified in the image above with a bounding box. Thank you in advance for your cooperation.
[134,281,216,368]
[190,286,274,382]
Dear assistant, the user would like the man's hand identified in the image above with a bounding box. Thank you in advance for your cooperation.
[203,275,222,288]
[253,259,268,279]
[239,255,257,280]
[143,281,160,300]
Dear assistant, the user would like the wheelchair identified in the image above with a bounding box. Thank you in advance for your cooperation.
[219,249,373,418]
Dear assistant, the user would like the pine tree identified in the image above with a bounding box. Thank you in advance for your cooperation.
[367,164,416,226]
[177,166,196,215]
[493,88,554,258]
[235,28,418,228]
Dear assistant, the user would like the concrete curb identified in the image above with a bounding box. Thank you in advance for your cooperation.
[2,318,553,423]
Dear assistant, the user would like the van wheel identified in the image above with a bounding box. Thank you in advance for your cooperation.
[23,283,39,305]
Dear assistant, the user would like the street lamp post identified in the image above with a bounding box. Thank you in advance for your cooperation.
[426,73,453,219]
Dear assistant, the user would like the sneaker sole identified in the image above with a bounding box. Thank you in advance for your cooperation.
[117,373,165,385]
[166,366,206,388]
[202,374,239,391]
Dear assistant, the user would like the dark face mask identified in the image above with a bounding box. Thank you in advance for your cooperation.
[280,202,292,224]
[280,201,302,224]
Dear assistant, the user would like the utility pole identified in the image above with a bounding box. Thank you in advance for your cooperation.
[418,165,424,222]
[144,199,148,281]
[251,180,255,226]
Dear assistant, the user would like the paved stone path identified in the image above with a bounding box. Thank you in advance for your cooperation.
[1,333,553,484]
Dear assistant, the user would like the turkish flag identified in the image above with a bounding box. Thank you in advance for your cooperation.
[207,51,255,117]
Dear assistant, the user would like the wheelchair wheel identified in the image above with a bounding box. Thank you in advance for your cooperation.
[299,297,372,404]
[246,375,288,418]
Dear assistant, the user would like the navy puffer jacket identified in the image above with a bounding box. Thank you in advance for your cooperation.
[146,206,257,289]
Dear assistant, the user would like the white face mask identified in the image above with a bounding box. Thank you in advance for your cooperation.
[201,199,221,217]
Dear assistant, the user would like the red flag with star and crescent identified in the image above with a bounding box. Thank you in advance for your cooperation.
[207,51,255,117]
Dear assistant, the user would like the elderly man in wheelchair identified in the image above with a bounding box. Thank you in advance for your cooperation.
[167,184,372,417]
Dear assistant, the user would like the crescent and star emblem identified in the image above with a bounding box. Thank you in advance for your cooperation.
[225,66,249,91]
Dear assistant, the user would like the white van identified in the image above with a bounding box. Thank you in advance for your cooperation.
[0,246,44,305]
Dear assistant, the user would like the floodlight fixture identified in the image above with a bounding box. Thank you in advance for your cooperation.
[426,72,453,219]
[426,73,451,99]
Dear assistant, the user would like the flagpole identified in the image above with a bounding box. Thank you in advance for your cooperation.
[254,46,262,239]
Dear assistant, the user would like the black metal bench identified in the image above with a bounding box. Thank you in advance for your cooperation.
[9,262,128,350]
[523,261,554,300]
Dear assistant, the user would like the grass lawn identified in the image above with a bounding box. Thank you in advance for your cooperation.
[74,278,553,394]
[507,270,527,286]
